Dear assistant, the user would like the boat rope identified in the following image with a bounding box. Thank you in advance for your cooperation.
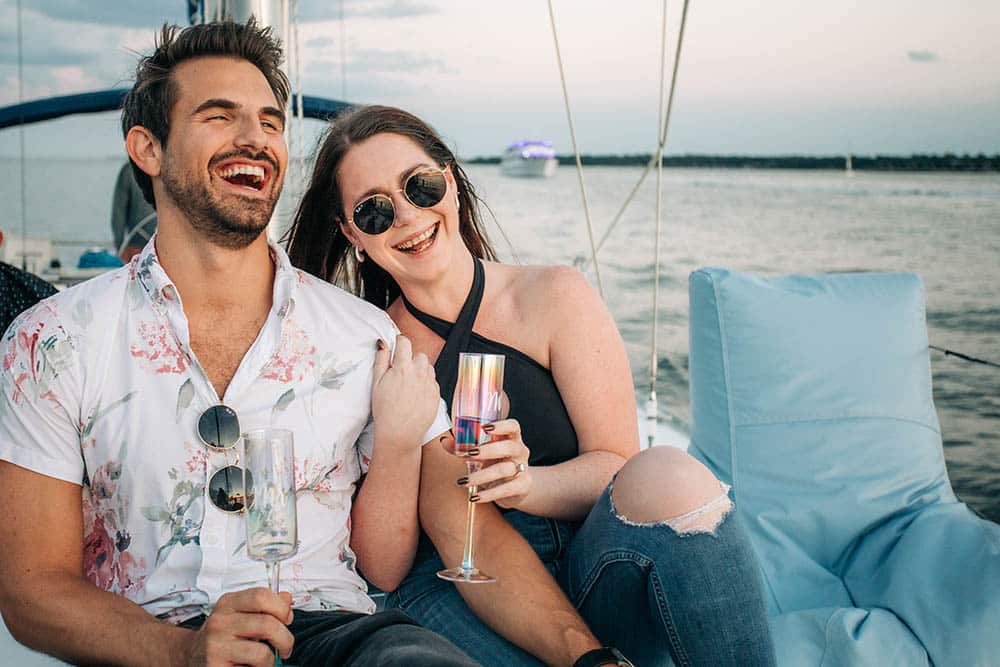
[546,0,604,298]
[579,0,691,274]
[339,0,347,100]
[929,345,1000,370]
[649,0,670,391]
[16,0,27,271]
[649,0,688,396]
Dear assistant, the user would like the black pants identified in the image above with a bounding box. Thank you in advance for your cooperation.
[181,608,480,666]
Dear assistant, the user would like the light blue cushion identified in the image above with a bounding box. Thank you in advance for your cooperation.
[688,267,1000,666]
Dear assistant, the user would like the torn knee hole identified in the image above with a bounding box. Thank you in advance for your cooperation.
[611,482,734,535]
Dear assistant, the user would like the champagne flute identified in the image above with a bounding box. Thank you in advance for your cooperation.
[438,352,505,583]
[243,428,298,666]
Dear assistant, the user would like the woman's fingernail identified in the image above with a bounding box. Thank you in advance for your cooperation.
[483,424,495,432]
[456,477,468,486]
[469,494,480,503]
[376,339,385,350]
[467,448,480,457]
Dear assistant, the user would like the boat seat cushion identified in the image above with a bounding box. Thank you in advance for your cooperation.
[687,267,1000,666]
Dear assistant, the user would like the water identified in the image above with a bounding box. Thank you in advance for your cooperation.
[1,157,997,521]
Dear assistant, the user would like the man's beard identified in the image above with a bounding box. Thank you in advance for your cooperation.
[160,150,282,250]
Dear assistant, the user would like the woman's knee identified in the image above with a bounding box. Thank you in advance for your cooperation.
[610,447,732,534]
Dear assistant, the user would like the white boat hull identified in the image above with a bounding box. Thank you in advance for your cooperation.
[500,157,558,178]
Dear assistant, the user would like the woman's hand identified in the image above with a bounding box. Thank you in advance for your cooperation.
[459,418,533,510]
[371,335,440,453]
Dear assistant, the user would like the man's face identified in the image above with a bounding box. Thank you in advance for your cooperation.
[158,56,287,249]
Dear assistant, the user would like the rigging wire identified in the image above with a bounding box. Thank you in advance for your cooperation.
[339,0,347,100]
[648,0,690,391]
[650,0,669,392]
[16,0,27,271]
[578,0,692,273]
[546,0,604,298]
[929,345,1000,370]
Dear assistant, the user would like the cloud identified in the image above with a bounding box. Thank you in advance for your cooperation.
[0,28,99,66]
[298,0,439,22]
[907,50,940,63]
[335,49,451,74]
[307,37,336,49]
[2,0,187,28]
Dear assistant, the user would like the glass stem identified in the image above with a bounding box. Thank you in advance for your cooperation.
[461,459,482,572]
[266,561,282,666]
[266,560,281,594]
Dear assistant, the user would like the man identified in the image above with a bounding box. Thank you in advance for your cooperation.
[0,20,477,667]
[111,161,157,262]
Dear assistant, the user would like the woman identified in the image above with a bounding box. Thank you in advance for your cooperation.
[286,106,776,667]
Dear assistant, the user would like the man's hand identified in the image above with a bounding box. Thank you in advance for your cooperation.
[182,589,294,667]
[371,335,440,451]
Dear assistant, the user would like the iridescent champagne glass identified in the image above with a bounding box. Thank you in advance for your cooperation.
[438,353,505,583]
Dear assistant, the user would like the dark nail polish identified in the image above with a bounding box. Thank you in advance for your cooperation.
[457,477,468,486]
[483,424,495,432]
[376,339,385,350]
[467,448,480,457]
[469,494,480,503]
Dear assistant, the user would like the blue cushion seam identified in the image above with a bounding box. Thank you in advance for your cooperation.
[736,414,941,434]
[708,272,739,496]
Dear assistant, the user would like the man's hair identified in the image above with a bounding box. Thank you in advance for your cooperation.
[121,18,290,206]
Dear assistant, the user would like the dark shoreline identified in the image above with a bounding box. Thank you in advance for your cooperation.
[465,153,1000,172]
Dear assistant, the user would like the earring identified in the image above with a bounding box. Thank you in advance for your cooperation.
[354,245,365,263]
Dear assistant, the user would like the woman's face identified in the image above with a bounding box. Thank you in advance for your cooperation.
[337,132,462,287]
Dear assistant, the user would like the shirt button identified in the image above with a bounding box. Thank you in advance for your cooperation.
[162,285,177,301]
[203,531,219,546]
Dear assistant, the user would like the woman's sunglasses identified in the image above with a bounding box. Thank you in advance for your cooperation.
[347,166,449,235]
[198,404,254,513]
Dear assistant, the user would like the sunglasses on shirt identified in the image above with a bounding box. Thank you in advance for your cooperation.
[347,166,449,236]
[197,405,254,513]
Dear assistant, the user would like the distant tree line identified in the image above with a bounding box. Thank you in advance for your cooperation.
[465,153,1000,171]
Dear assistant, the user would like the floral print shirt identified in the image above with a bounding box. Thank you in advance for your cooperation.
[0,239,449,623]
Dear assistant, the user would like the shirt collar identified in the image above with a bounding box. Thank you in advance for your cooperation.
[131,233,298,319]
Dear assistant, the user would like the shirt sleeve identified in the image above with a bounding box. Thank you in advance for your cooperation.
[420,398,452,446]
[0,301,85,485]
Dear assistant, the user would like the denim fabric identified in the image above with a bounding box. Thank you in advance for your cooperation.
[389,484,776,667]
[180,608,479,667]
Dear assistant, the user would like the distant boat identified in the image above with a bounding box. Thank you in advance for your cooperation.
[845,149,855,177]
[500,140,558,178]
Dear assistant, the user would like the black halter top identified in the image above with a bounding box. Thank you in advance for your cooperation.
[402,258,578,466]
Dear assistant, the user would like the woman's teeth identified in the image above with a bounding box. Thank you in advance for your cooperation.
[395,224,438,253]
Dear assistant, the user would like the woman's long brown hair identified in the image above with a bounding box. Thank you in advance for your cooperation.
[284,105,497,309]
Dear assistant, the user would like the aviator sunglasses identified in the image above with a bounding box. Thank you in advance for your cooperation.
[347,166,449,235]
[197,405,254,513]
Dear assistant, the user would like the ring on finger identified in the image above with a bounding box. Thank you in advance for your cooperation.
[512,461,527,477]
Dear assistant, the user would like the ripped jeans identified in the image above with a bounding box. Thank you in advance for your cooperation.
[387,480,776,667]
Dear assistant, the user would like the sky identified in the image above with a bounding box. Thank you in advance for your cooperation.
[1,0,999,159]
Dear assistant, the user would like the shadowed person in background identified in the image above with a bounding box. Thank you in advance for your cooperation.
[111,161,157,261]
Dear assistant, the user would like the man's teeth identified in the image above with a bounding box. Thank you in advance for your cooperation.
[395,225,437,250]
[219,164,265,182]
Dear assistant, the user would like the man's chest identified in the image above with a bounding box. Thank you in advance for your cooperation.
[189,316,268,399]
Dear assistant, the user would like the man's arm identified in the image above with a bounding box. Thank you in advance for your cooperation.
[0,463,295,667]
[419,442,602,665]
[0,462,193,665]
